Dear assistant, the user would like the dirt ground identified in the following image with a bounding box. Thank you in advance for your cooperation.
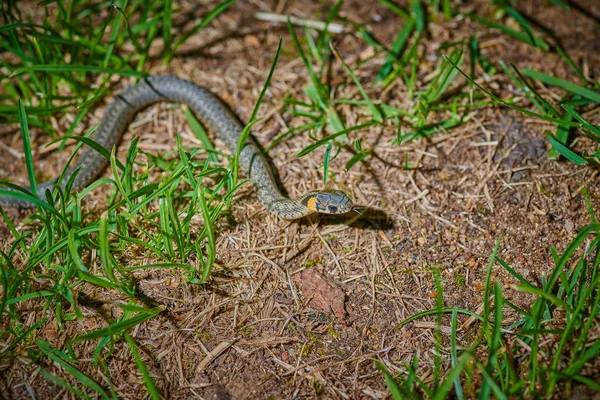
[2,0,600,399]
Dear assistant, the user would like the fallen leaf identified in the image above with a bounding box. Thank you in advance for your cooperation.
[244,35,260,47]
[300,269,346,320]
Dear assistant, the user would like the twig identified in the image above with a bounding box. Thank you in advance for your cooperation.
[255,12,349,33]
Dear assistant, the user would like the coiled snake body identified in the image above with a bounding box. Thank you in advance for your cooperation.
[0,76,353,219]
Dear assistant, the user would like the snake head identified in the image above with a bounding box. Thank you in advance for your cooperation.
[306,189,354,215]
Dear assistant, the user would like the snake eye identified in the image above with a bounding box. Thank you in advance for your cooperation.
[328,205,338,213]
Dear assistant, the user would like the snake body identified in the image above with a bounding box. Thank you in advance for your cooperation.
[0,76,353,219]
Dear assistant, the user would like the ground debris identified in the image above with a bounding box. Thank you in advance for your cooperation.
[299,268,347,320]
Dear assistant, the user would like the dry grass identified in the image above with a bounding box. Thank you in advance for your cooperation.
[2,0,600,399]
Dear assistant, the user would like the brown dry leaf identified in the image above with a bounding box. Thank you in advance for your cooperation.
[299,269,346,320]
[244,35,260,47]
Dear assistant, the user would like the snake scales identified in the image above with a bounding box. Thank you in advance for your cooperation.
[0,76,354,219]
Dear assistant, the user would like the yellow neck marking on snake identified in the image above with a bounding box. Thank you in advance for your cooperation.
[306,196,318,212]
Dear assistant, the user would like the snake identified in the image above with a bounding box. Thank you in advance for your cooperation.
[0,76,354,219]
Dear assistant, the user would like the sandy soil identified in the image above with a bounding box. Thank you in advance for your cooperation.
[1,0,600,399]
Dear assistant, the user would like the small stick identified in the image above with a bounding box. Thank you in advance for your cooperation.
[255,12,349,34]
[196,340,236,373]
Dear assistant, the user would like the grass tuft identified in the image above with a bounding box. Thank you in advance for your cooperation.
[380,217,600,398]
[0,1,241,395]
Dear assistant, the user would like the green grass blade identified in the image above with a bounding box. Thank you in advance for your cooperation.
[480,238,501,399]
[39,369,92,400]
[158,195,175,258]
[322,141,334,184]
[432,353,472,400]
[37,339,110,399]
[464,13,549,51]
[397,307,483,328]
[556,46,588,84]
[287,19,345,134]
[495,257,530,286]
[548,116,573,160]
[183,106,218,163]
[501,3,537,47]
[334,48,383,122]
[506,62,560,117]
[171,0,236,54]
[476,362,508,400]
[17,99,37,197]
[103,0,127,67]
[411,0,425,36]
[515,282,573,311]
[0,189,58,213]
[433,269,444,390]
[0,22,34,34]
[6,290,55,305]
[375,362,409,400]
[10,64,148,78]
[571,375,600,392]
[345,139,370,172]
[522,69,600,103]
[98,212,117,283]
[162,0,173,63]
[550,0,570,9]
[72,308,162,343]
[562,103,600,138]
[110,147,133,208]
[546,132,586,165]
[0,319,47,360]
[124,333,161,400]
[233,37,282,187]
[198,185,216,283]
[443,55,580,127]
[449,310,464,400]
[46,133,126,171]
[377,0,410,19]
[123,262,192,272]
[377,20,415,82]
[297,121,376,157]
